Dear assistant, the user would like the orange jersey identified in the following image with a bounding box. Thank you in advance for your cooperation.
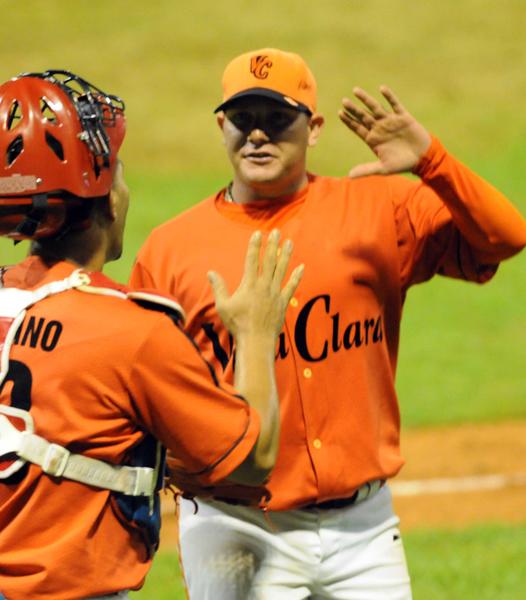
[131,137,526,511]
[0,257,259,599]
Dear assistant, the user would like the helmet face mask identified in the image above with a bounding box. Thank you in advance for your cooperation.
[39,70,125,171]
[0,70,126,240]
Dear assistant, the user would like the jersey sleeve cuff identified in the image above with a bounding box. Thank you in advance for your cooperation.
[196,405,261,486]
[411,135,447,179]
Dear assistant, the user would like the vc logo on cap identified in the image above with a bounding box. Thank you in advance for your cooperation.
[250,55,273,80]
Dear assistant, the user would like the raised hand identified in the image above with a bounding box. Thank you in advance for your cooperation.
[339,86,432,179]
[208,229,304,341]
[206,229,304,484]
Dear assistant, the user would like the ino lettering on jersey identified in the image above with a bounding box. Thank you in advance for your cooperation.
[13,316,63,352]
[203,294,383,369]
[250,55,273,79]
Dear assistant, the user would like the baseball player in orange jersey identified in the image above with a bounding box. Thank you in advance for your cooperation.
[0,71,303,600]
[130,48,526,599]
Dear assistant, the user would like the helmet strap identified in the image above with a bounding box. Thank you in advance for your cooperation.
[14,193,48,238]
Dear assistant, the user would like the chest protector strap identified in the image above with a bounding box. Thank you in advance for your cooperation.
[0,270,155,497]
[0,413,154,494]
[0,270,91,385]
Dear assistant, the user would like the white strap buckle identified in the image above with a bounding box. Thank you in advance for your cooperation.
[42,443,70,477]
[130,466,156,497]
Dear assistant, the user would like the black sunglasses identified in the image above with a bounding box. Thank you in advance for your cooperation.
[225,106,306,135]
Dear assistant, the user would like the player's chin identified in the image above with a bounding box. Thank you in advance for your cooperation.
[240,161,284,185]
[107,243,124,263]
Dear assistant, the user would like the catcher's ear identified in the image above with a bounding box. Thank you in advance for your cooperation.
[107,189,119,221]
[217,113,225,130]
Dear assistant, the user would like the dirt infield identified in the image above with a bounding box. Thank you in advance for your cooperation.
[393,420,526,531]
[159,420,526,548]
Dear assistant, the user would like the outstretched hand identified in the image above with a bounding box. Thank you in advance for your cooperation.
[339,86,432,179]
[208,229,304,340]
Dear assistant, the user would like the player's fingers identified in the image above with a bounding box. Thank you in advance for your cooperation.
[352,87,387,118]
[338,109,369,141]
[380,85,405,115]
[341,98,375,129]
[207,270,229,305]
[273,238,294,287]
[241,230,262,285]
[281,264,305,305]
[260,228,280,283]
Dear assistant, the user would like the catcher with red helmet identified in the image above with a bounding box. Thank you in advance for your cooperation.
[0,71,302,599]
[0,70,126,240]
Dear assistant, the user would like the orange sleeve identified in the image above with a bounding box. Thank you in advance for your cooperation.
[128,316,260,485]
[391,136,526,290]
[392,178,497,289]
[129,254,157,289]
[413,136,526,264]
[129,236,180,299]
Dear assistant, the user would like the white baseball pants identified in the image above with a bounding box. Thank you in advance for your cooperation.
[178,485,412,599]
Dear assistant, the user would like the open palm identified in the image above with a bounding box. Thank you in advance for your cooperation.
[339,86,432,178]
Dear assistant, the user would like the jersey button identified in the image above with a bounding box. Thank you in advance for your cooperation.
[290,297,298,307]
[313,438,322,449]
[303,368,312,378]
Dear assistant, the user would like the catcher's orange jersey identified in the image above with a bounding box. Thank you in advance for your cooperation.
[131,137,525,511]
[0,257,260,599]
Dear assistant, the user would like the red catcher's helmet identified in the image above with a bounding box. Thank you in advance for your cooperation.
[0,70,126,240]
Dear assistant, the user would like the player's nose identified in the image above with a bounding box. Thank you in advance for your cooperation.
[246,128,270,145]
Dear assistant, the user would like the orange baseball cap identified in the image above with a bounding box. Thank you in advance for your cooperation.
[214,48,317,114]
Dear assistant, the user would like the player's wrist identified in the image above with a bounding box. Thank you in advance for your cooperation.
[235,330,277,354]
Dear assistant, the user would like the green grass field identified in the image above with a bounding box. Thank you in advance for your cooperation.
[1,1,525,597]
